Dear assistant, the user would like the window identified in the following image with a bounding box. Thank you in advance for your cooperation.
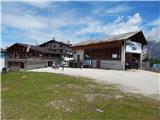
[77,55,80,61]
[112,54,118,59]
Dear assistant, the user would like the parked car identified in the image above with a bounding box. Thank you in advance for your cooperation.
[125,57,139,69]
[83,64,91,68]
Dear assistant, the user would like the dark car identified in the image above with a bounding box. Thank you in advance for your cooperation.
[125,58,139,69]
[83,64,90,68]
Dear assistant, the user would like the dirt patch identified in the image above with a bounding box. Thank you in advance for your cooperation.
[45,99,76,112]
[46,84,62,90]
[21,75,26,78]
[2,87,9,91]
[84,93,124,102]
[47,84,83,90]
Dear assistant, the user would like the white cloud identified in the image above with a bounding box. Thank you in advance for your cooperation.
[2,1,158,46]
[148,18,160,26]
[2,13,49,31]
[127,13,142,26]
[114,16,124,23]
[146,27,160,41]
[76,13,142,37]
[2,3,143,44]
[24,1,51,9]
[143,18,160,42]
[2,3,85,45]
[94,4,132,16]
[2,0,52,9]
[105,5,131,14]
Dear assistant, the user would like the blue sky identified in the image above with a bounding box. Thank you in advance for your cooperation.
[1,0,160,47]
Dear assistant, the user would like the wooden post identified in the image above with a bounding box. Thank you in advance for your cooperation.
[140,44,143,69]
[121,40,126,70]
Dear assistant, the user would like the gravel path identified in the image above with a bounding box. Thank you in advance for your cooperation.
[29,68,160,97]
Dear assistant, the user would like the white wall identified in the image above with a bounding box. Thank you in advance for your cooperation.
[0,58,5,71]
[92,60,122,70]
[73,49,84,61]
[92,60,97,68]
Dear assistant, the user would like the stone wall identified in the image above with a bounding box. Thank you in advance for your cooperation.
[24,60,48,70]
[92,60,122,70]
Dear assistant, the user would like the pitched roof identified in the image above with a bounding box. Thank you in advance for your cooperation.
[73,31,147,47]
[39,40,71,47]
[7,43,63,54]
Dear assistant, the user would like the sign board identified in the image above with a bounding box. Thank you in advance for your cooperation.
[84,60,92,67]
[126,41,142,54]
[112,54,118,58]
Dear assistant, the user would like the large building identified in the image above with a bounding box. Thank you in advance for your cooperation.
[7,38,72,71]
[72,31,147,70]
[0,48,8,72]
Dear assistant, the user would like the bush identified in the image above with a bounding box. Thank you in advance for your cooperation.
[143,56,160,67]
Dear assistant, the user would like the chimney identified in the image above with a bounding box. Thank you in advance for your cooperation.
[67,40,72,47]
[67,40,70,45]
[52,37,56,41]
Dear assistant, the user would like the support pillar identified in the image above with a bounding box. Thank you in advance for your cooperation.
[140,44,143,69]
[121,40,126,70]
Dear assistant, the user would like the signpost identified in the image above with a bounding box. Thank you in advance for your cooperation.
[126,41,142,54]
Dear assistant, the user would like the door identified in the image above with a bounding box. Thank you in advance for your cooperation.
[96,60,100,68]
[77,55,80,62]
[48,61,53,66]
[20,62,24,69]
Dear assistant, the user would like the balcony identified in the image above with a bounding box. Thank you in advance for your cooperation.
[8,56,60,61]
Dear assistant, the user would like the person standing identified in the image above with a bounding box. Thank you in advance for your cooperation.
[80,63,83,69]
[61,61,65,71]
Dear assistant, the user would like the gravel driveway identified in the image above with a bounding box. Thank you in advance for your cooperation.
[29,68,160,97]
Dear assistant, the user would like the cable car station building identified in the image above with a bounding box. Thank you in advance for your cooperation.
[72,31,147,70]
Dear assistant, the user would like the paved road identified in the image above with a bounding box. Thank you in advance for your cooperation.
[29,68,160,97]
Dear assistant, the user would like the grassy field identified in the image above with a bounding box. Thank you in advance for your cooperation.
[1,72,160,120]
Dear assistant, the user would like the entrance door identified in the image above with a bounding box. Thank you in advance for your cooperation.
[96,60,100,68]
[20,62,24,69]
[48,61,53,66]
[125,53,140,69]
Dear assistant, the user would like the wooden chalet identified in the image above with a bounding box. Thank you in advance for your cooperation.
[7,38,72,71]
[72,31,147,70]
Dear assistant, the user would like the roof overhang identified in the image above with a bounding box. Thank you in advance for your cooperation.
[72,31,148,50]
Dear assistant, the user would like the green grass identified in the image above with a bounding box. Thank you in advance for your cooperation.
[1,72,160,120]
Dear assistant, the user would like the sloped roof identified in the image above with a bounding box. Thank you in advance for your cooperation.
[73,31,147,47]
[7,43,63,54]
[39,40,71,47]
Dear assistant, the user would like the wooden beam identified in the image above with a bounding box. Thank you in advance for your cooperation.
[73,41,122,50]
